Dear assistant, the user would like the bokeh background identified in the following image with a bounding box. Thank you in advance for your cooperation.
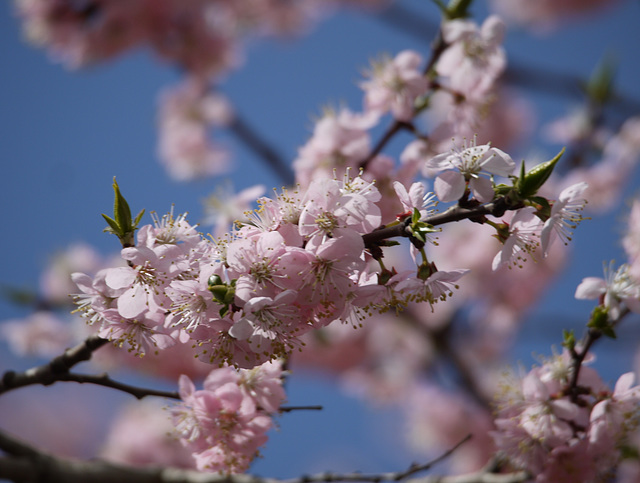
[1,0,640,478]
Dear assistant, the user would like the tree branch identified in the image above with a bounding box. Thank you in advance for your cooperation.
[0,335,181,400]
[0,335,108,395]
[0,429,531,483]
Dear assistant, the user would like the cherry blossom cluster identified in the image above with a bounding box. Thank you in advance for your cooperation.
[71,139,590,372]
[171,360,286,473]
[493,351,640,482]
[14,0,385,71]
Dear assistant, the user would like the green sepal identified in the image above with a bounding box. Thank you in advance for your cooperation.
[516,149,564,199]
[417,261,437,281]
[529,196,552,222]
[587,305,616,338]
[411,207,421,224]
[493,183,513,197]
[562,329,576,351]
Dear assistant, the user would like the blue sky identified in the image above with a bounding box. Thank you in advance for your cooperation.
[1,0,640,477]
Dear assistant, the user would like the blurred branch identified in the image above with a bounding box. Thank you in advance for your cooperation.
[278,405,323,412]
[0,430,533,483]
[0,334,180,400]
[229,113,295,187]
[0,335,108,394]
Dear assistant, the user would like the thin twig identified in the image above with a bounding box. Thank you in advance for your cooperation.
[278,405,323,412]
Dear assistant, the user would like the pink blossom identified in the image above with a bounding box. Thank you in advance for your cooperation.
[229,290,304,357]
[492,207,543,270]
[492,351,634,481]
[394,268,469,307]
[296,229,366,319]
[71,269,123,327]
[15,0,147,67]
[39,242,104,304]
[360,50,428,121]
[293,108,377,187]
[171,362,285,473]
[226,231,291,303]
[0,311,75,357]
[203,183,266,237]
[99,308,175,357]
[158,80,233,181]
[489,0,618,32]
[624,198,640,281]
[436,15,506,100]
[165,279,222,332]
[100,400,195,469]
[540,181,588,256]
[392,181,437,220]
[425,138,515,203]
[575,262,640,319]
[298,177,381,243]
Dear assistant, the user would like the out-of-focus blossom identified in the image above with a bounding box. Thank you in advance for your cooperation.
[1,311,75,357]
[171,361,285,473]
[158,79,234,181]
[203,182,266,237]
[489,0,619,32]
[293,108,377,187]
[540,181,588,256]
[493,351,640,482]
[360,50,428,121]
[100,400,195,468]
[436,15,506,100]
[575,262,640,320]
[623,198,640,282]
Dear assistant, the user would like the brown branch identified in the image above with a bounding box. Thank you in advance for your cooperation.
[0,334,181,400]
[0,335,108,395]
[278,405,323,412]
[0,428,530,483]
[362,196,511,251]
[566,307,630,402]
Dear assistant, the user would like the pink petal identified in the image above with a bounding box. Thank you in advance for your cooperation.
[574,277,607,300]
[434,171,465,202]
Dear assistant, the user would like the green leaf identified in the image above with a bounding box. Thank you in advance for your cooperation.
[102,214,121,236]
[103,178,143,247]
[112,178,132,232]
[516,149,564,199]
[133,209,146,229]
[562,329,576,351]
